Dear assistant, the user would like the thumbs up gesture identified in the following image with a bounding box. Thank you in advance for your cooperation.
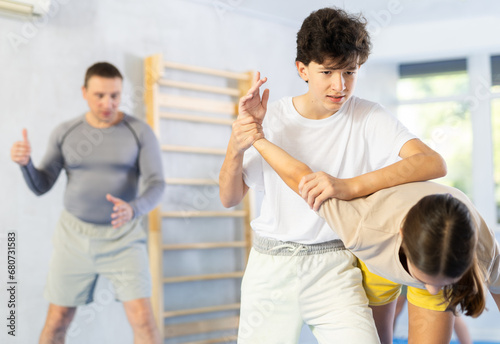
[11,129,31,166]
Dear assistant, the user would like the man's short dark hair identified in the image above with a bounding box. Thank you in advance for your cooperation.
[296,7,372,68]
[84,62,123,88]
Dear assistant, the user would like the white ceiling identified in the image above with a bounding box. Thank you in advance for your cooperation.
[229,0,500,27]
[188,0,500,62]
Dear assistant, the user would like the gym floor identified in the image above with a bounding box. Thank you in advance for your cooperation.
[394,339,500,344]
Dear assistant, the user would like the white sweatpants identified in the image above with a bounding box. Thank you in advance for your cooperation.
[238,238,379,344]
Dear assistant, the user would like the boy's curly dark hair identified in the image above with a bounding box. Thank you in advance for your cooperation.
[296,7,372,68]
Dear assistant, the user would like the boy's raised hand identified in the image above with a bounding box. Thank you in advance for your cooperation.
[11,128,31,166]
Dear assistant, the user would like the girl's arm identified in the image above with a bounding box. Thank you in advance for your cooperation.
[252,138,313,195]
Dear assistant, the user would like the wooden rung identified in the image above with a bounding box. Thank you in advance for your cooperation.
[164,316,239,339]
[160,112,234,125]
[182,335,238,344]
[163,241,247,250]
[161,210,246,218]
[163,271,245,284]
[158,79,240,97]
[166,178,219,185]
[164,303,240,318]
[162,144,226,155]
[164,60,251,81]
[158,94,236,115]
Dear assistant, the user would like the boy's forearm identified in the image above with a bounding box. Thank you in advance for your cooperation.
[219,140,248,208]
[352,151,447,197]
[252,138,313,195]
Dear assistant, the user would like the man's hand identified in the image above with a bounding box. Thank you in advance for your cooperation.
[299,172,359,211]
[107,194,134,228]
[238,71,270,124]
[11,129,31,166]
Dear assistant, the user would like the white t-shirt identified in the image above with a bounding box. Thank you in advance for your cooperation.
[319,181,500,293]
[243,96,416,244]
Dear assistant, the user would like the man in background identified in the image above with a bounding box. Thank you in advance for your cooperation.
[10,62,165,344]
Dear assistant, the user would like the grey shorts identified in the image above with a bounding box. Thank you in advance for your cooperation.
[44,210,152,307]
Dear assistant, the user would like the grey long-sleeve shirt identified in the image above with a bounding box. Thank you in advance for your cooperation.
[21,114,165,225]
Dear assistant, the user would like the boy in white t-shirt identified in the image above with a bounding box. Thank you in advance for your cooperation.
[219,7,447,344]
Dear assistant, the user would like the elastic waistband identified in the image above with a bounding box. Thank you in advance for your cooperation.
[252,234,345,256]
[59,209,142,238]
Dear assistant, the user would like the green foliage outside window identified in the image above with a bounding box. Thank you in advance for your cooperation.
[398,73,468,100]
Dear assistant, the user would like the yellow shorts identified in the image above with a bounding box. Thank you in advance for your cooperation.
[358,259,449,312]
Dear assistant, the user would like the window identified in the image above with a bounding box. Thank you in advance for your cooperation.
[491,55,500,222]
[491,55,500,93]
[397,59,473,198]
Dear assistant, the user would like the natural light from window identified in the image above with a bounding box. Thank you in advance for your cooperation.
[397,71,473,199]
